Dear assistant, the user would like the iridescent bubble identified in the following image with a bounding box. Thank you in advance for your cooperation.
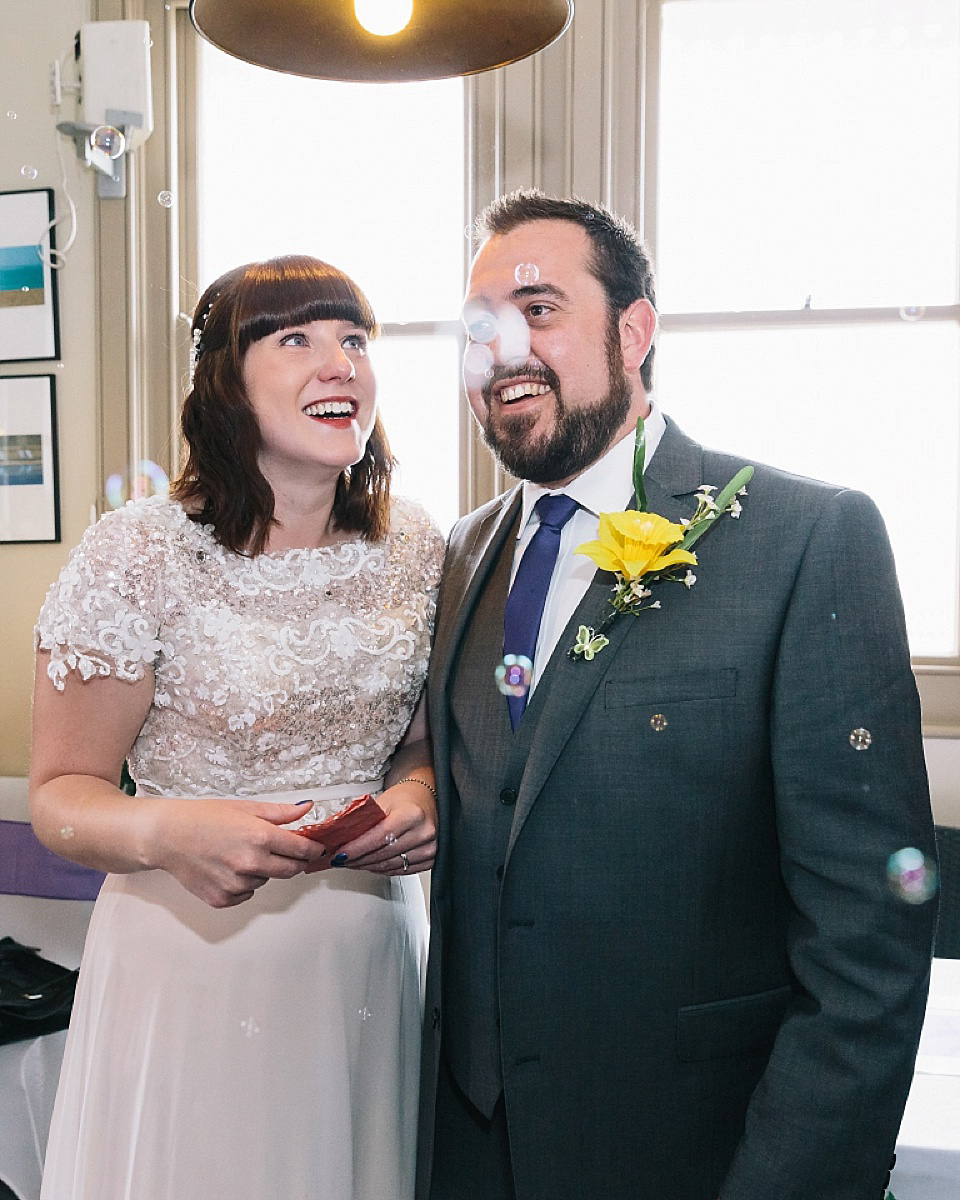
[20,165,38,179]
[90,124,126,159]
[650,713,668,732]
[463,301,498,344]
[6,111,17,120]
[358,1005,373,1021]
[886,847,938,905]
[514,262,540,286]
[849,727,872,751]
[463,342,495,382]
[157,190,174,208]
[105,459,170,509]
[495,654,533,698]
[59,825,75,839]
[899,305,925,322]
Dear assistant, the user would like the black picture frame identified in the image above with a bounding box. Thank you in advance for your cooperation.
[0,188,61,364]
[0,373,61,543]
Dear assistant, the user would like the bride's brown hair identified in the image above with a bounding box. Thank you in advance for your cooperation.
[172,255,393,555]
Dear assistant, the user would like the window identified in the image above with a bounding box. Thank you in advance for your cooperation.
[649,0,960,662]
[195,42,466,531]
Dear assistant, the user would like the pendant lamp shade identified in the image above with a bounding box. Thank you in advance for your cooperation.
[188,0,574,83]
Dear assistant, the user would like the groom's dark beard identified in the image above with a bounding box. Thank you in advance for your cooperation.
[479,325,632,485]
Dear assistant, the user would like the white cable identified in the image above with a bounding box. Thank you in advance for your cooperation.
[37,53,79,270]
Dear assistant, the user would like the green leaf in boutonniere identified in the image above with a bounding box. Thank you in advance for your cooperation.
[568,416,754,659]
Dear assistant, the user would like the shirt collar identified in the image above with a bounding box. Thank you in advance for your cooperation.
[518,399,667,531]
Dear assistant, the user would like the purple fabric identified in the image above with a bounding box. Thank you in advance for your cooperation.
[0,820,104,901]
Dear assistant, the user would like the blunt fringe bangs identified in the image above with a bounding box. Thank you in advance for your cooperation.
[172,255,392,555]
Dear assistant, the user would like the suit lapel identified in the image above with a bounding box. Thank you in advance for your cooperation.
[505,419,706,857]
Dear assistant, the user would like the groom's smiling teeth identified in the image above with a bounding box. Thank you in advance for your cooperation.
[303,400,356,419]
[498,382,552,405]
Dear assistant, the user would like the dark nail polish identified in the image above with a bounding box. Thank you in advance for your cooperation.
[331,852,348,866]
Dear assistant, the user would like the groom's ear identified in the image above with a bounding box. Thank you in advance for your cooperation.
[619,298,658,374]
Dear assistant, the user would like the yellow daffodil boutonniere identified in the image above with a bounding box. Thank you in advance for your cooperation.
[569,417,754,659]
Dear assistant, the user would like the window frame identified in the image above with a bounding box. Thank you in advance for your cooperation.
[640,0,960,730]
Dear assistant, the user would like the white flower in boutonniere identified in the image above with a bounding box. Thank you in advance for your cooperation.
[568,417,754,659]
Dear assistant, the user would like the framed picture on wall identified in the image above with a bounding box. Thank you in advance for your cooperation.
[0,374,60,543]
[0,188,60,363]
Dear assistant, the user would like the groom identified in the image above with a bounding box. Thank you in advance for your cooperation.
[417,190,937,1200]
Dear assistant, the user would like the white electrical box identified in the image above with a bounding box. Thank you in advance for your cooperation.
[78,20,154,151]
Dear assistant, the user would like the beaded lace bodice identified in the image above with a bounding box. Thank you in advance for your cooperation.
[36,496,444,797]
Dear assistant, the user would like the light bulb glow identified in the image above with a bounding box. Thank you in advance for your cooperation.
[354,0,413,37]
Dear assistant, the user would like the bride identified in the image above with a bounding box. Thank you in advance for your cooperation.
[30,255,444,1200]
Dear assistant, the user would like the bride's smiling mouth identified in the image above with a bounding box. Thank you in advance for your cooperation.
[302,399,358,423]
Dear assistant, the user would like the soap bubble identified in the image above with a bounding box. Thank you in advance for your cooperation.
[20,165,38,179]
[6,111,16,120]
[898,306,925,322]
[495,654,533,698]
[849,728,872,751]
[90,125,126,159]
[105,460,170,509]
[463,342,495,382]
[463,302,498,344]
[157,190,174,208]
[650,713,668,732]
[514,262,540,286]
[886,847,938,905]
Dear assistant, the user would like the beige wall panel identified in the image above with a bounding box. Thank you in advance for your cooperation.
[1,0,99,777]
[567,0,606,202]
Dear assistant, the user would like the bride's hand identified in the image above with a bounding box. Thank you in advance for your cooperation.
[333,776,437,876]
[149,796,329,907]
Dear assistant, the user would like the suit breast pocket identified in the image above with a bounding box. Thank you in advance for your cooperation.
[603,668,739,709]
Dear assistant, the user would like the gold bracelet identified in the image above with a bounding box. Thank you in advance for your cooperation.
[395,775,437,800]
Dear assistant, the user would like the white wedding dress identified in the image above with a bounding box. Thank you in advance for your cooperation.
[34,495,444,1200]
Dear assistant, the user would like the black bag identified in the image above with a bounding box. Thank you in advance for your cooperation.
[0,936,78,1046]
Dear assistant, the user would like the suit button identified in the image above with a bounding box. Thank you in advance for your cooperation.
[496,864,505,881]
[499,788,517,805]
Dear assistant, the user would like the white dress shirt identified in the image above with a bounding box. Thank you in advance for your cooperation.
[510,401,667,696]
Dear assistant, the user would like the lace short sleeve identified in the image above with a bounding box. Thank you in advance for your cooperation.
[36,503,167,691]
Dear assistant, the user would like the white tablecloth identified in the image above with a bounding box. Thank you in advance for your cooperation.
[0,1031,67,1200]
[890,958,960,1199]
[1,893,94,1200]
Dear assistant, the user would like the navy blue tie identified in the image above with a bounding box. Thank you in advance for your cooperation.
[502,493,579,730]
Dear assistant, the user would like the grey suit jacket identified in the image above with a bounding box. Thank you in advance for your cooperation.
[418,418,936,1200]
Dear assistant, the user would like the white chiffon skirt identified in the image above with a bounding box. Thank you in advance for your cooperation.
[39,783,427,1200]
